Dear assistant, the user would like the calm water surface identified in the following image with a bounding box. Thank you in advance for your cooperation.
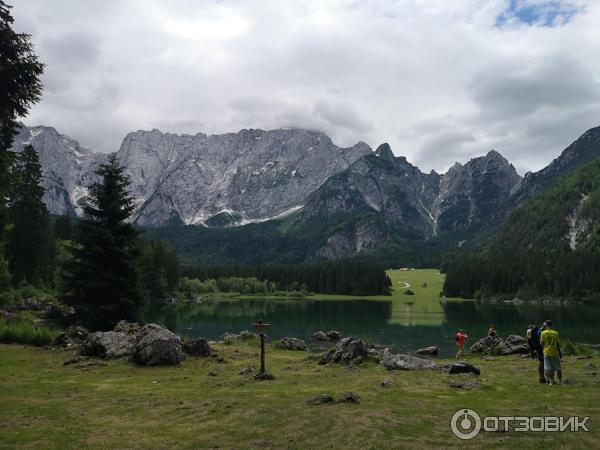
[146,298,600,357]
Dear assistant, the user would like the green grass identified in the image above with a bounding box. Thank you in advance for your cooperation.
[0,321,60,346]
[1,343,598,449]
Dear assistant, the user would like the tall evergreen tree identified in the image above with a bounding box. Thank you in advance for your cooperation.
[7,144,51,285]
[62,154,141,329]
[0,1,44,288]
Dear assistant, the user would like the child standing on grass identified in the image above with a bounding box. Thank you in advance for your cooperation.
[455,329,468,359]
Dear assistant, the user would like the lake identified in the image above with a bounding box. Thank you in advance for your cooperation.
[145,297,600,357]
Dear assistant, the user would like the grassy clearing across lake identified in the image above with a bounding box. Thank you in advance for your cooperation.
[1,343,598,449]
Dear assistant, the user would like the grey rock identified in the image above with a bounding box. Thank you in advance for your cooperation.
[221,330,257,343]
[307,394,334,405]
[448,362,481,375]
[312,331,329,341]
[113,320,140,334]
[81,331,135,359]
[54,326,89,347]
[338,392,360,404]
[450,380,481,390]
[239,365,256,375]
[380,379,393,388]
[279,337,307,351]
[470,335,503,353]
[319,337,367,365]
[134,324,183,366]
[414,346,439,357]
[182,338,212,357]
[253,372,275,381]
[380,353,438,371]
[506,335,527,345]
[313,330,342,341]
[325,331,342,341]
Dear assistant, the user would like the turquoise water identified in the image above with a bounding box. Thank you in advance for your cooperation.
[146,298,600,357]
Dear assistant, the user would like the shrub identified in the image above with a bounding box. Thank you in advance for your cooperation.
[561,339,592,356]
[0,322,59,346]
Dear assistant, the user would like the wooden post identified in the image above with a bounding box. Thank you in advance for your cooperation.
[252,320,271,376]
[260,332,266,374]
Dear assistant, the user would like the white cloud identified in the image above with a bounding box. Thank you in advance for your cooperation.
[10,0,600,173]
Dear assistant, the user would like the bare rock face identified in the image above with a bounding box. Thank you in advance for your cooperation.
[134,324,183,366]
[81,331,135,359]
[319,337,367,365]
[380,353,438,371]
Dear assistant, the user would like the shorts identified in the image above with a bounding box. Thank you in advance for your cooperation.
[544,355,561,372]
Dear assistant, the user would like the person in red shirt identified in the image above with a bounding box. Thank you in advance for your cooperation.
[455,329,468,359]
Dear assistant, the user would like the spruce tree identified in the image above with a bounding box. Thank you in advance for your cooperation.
[0,1,44,288]
[7,144,51,285]
[62,154,141,330]
[0,0,44,290]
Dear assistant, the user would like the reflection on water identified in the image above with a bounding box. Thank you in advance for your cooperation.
[145,298,600,357]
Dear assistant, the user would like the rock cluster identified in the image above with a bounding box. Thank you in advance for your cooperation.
[76,322,207,366]
[470,335,529,355]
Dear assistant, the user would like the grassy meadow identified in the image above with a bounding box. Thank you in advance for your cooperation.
[1,342,599,449]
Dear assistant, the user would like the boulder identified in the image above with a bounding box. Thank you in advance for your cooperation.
[470,335,503,353]
[312,331,329,341]
[414,346,439,357]
[326,331,342,341]
[338,392,360,404]
[313,330,342,341]
[221,330,257,343]
[134,324,183,366]
[279,337,307,351]
[114,320,140,335]
[319,337,367,365]
[54,326,89,348]
[81,331,135,359]
[254,372,275,381]
[506,335,527,346]
[448,362,481,375]
[494,341,529,356]
[380,379,393,388]
[450,380,481,390]
[307,394,334,405]
[182,338,212,357]
[380,353,438,371]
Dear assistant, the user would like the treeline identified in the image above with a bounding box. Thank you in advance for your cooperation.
[182,260,392,296]
[443,159,600,300]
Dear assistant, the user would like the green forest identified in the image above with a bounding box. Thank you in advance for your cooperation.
[443,159,600,301]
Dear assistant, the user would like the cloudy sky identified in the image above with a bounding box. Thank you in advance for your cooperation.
[11,0,600,173]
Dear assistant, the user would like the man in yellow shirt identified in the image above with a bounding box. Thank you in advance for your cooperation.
[540,320,562,386]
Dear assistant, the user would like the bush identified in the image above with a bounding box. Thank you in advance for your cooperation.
[561,339,592,356]
[0,322,59,346]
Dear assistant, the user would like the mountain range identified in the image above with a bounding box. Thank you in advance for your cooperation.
[10,123,600,264]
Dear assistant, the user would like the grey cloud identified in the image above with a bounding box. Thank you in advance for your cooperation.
[9,0,600,174]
